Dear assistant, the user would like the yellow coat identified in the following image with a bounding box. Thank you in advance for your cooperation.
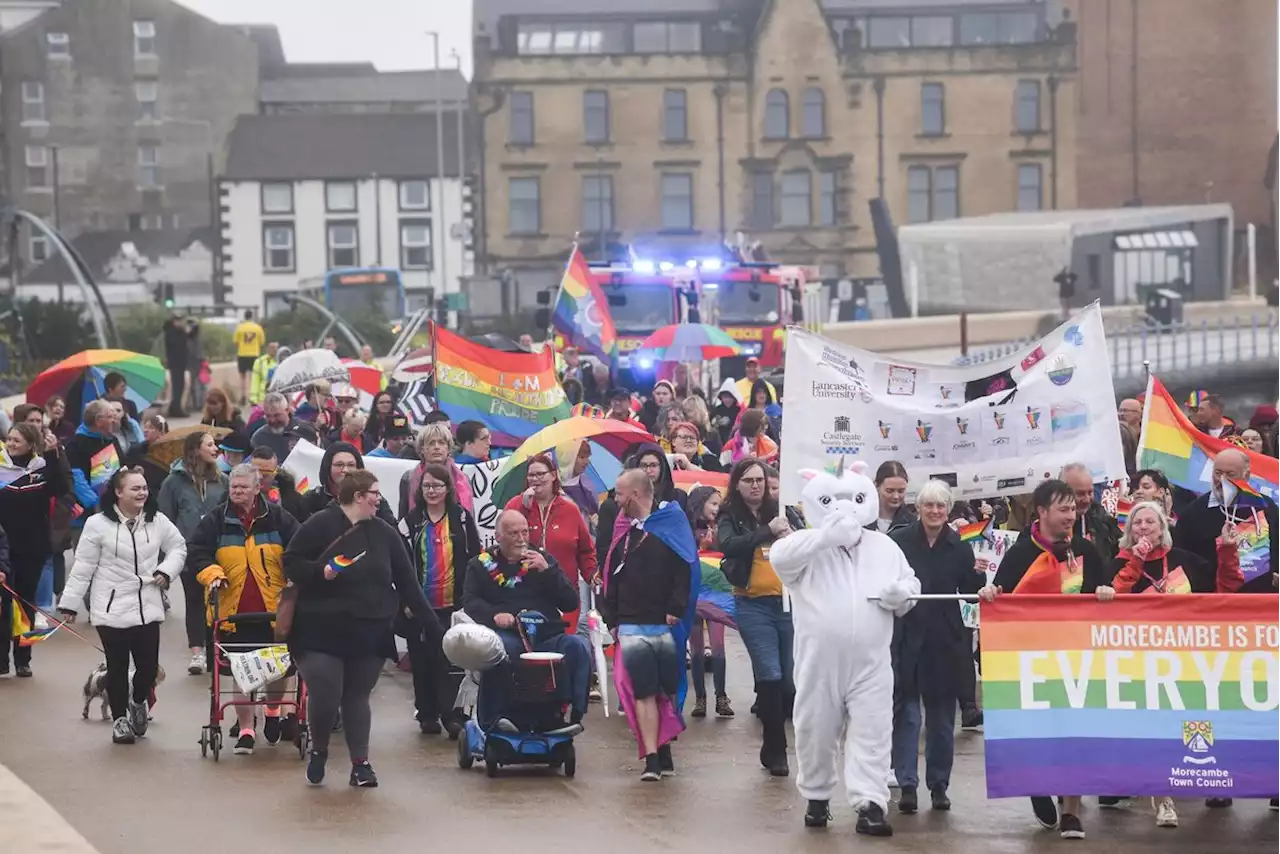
[188,499,298,629]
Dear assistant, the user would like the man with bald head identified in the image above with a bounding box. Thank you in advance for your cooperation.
[1172,447,1279,812]
[463,509,591,730]
[1117,399,1142,432]
[1061,463,1121,562]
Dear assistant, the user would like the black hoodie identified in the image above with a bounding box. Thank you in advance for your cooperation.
[0,451,66,558]
[595,443,688,568]
[284,504,440,659]
[297,441,398,528]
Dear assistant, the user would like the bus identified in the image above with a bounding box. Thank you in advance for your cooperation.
[286,267,408,320]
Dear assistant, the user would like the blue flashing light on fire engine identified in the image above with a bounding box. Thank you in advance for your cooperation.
[700,258,723,272]
[658,261,675,272]
[633,260,656,274]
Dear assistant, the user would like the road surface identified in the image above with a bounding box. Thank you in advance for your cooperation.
[0,602,1274,854]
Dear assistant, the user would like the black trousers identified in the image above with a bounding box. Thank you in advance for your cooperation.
[96,622,161,720]
[0,552,46,669]
[168,365,186,416]
[406,606,457,720]
[957,627,978,710]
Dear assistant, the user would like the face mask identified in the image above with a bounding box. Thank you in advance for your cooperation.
[1217,477,1238,507]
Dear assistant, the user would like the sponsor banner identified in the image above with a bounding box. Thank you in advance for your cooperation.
[779,303,1126,505]
[280,440,506,547]
[980,595,1279,798]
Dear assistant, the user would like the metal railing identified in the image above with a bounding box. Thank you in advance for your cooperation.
[954,315,1280,379]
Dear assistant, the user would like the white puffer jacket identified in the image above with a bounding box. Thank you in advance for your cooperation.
[59,509,186,629]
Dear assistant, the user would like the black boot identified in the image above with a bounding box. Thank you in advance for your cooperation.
[804,799,831,828]
[856,802,894,837]
[758,680,789,777]
[898,787,918,814]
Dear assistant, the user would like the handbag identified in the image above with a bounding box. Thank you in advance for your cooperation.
[274,523,364,642]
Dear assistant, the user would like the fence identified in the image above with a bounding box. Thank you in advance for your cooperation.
[954,315,1280,379]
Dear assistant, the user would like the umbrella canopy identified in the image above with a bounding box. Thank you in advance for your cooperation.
[26,349,166,416]
[475,333,524,353]
[269,349,349,395]
[672,468,730,496]
[339,358,383,410]
[146,424,232,470]
[489,416,655,510]
[391,347,433,383]
[637,324,742,362]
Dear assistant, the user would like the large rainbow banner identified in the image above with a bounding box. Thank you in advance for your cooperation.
[433,324,570,447]
[981,595,1279,798]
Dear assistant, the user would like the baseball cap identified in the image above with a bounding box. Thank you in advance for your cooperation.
[608,387,632,401]
[385,414,413,439]
[745,356,760,365]
[217,432,251,455]
[284,422,319,444]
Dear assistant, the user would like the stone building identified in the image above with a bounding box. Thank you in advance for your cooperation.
[472,0,1079,295]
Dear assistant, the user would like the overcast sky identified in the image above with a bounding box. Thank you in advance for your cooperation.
[177,1,473,76]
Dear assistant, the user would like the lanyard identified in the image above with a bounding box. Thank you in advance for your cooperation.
[1139,553,1171,592]
[533,498,553,548]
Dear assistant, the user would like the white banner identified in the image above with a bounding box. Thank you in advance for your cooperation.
[779,302,1125,506]
[279,440,506,547]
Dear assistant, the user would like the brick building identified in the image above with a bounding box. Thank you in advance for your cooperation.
[0,0,260,261]
[472,0,1079,296]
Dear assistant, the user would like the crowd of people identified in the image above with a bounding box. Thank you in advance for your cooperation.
[0,334,1274,834]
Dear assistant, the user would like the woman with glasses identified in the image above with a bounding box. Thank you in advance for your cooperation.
[718,457,795,777]
[284,469,440,787]
[403,462,480,737]
[504,453,597,633]
[59,467,186,744]
[666,420,722,473]
[454,420,493,464]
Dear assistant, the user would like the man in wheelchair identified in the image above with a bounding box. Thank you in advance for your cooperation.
[461,510,591,732]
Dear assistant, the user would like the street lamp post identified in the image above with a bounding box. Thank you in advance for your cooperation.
[426,31,449,316]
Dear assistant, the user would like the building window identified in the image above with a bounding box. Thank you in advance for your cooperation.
[960,11,1039,45]
[818,170,838,226]
[399,179,430,211]
[21,81,45,123]
[263,223,295,272]
[30,233,50,264]
[135,81,158,122]
[517,23,624,55]
[660,173,693,231]
[801,88,825,138]
[137,145,161,189]
[400,221,432,269]
[46,32,70,58]
[633,21,701,54]
[326,181,357,213]
[133,20,157,58]
[510,91,534,145]
[24,146,49,189]
[1015,80,1041,132]
[584,90,609,143]
[779,170,811,227]
[750,173,773,229]
[508,177,541,234]
[907,165,959,222]
[261,182,293,214]
[921,83,945,136]
[327,222,359,268]
[868,17,911,48]
[663,89,688,142]
[764,89,789,140]
[582,175,614,232]
[1017,163,1043,211]
[911,16,953,46]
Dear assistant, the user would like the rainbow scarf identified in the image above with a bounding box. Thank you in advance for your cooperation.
[1012,525,1083,595]
[418,514,455,608]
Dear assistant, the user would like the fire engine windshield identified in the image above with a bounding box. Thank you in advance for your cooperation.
[600,283,676,332]
[713,281,781,325]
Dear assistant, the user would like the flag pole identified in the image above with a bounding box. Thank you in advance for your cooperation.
[548,237,579,347]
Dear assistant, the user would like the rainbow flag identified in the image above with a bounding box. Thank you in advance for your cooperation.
[1229,477,1265,501]
[433,323,570,448]
[695,552,736,628]
[326,551,364,575]
[957,517,993,545]
[981,594,1278,798]
[9,600,55,646]
[551,245,617,363]
[1137,376,1278,502]
[1113,498,1133,527]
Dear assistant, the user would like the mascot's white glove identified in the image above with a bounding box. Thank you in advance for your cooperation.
[875,580,912,613]
[820,508,864,548]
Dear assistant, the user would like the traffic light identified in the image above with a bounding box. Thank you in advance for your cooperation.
[151,282,174,307]
[534,288,551,330]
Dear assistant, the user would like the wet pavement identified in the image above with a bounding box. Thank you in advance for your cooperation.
[0,601,1274,854]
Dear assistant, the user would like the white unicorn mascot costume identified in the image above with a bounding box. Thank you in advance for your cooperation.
[769,459,920,838]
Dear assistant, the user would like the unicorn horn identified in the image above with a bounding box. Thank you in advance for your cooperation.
[835,455,846,477]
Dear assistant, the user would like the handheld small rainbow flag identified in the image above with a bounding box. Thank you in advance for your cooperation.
[1230,477,1266,502]
[957,517,994,545]
[10,602,56,646]
[1113,498,1133,527]
[326,551,364,575]
[294,476,311,494]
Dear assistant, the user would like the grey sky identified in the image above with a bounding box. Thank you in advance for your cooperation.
[177,0,472,76]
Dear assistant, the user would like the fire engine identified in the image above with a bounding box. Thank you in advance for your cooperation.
[702,238,811,375]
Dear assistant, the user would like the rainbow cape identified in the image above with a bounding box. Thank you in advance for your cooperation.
[433,323,570,448]
[1137,375,1278,501]
[695,552,736,629]
[551,245,617,363]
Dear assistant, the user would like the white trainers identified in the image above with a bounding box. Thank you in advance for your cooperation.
[1155,797,1178,827]
[886,770,899,789]
[187,651,205,675]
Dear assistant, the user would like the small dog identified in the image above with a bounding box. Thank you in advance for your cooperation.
[82,662,167,721]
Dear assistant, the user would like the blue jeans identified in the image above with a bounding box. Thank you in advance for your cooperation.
[735,595,793,687]
[477,630,591,728]
[892,693,957,791]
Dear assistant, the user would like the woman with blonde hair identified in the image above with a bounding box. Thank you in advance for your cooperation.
[201,387,246,433]
[681,394,723,457]
[399,422,474,519]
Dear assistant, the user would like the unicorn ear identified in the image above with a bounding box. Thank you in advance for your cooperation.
[799,469,820,482]
[850,460,870,476]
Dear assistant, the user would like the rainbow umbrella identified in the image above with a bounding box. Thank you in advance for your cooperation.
[489,416,655,510]
[26,349,166,416]
[636,323,742,362]
[695,552,737,629]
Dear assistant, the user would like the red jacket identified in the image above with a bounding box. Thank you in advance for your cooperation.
[504,493,597,586]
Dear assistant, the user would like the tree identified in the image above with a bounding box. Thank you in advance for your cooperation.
[0,297,96,360]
